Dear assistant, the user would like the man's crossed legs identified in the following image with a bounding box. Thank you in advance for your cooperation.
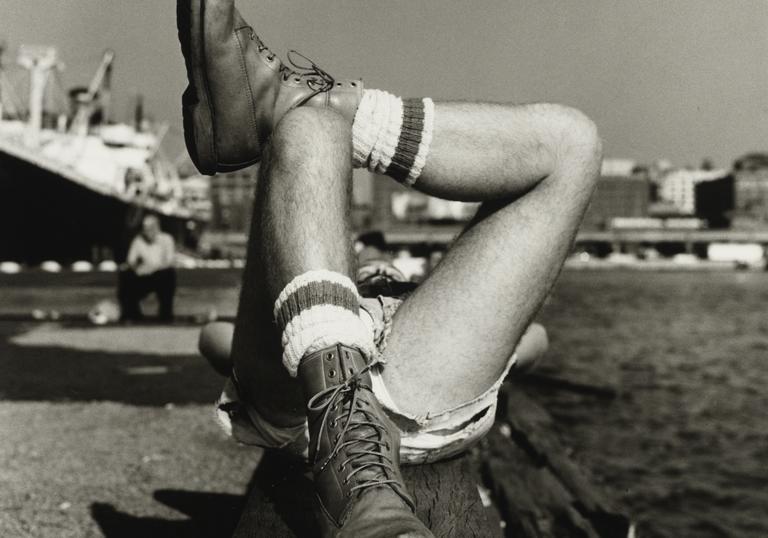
[178,1,601,535]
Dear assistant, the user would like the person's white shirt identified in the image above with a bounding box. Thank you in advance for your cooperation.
[127,232,175,276]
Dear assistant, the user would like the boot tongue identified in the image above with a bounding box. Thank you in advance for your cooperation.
[340,380,385,476]
[335,349,393,488]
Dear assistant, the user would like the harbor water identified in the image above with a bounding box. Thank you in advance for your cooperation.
[536,270,768,538]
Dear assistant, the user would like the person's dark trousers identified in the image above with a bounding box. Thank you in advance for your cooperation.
[118,268,177,322]
[152,268,177,321]
[118,269,144,322]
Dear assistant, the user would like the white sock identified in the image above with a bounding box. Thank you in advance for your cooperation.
[273,270,375,377]
[351,89,435,187]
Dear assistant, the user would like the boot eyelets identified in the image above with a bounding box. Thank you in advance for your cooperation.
[328,369,336,378]
[350,82,357,87]
[326,353,334,361]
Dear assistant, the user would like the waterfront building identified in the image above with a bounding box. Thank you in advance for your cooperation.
[207,167,257,233]
[658,168,727,215]
[732,152,768,229]
[582,161,651,230]
[695,175,734,229]
[600,158,637,177]
[367,171,478,232]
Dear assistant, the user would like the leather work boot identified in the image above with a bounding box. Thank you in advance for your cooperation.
[299,344,433,537]
[177,0,364,174]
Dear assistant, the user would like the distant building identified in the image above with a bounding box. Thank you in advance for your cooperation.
[600,158,637,177]
[209,166,257,232]
[732,153,768,229]
[582,165,651,230]
[695,175,734,229]
[349,169,379,230]
[658,168,727,215]
[367,173,478,232]
[179,175,213,222]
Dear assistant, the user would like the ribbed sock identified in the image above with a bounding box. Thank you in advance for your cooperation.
[351,89,435,187]
[273,270,375,377]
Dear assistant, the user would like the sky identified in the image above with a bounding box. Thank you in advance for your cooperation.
[2,0,767,168]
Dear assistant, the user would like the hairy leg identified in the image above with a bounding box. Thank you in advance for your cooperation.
[231,107,354,427]
[381,102,602,413]
[230,101,600,422]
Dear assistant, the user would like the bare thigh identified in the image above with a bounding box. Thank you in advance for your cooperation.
[379,101,601,414]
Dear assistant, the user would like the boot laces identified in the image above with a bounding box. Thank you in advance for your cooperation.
[285,50,336,93]
[307,363,412,503]
[249,30,335,94]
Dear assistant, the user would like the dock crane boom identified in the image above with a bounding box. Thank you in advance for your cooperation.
[70,49,114,135]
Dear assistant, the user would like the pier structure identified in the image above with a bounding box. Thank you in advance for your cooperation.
[379,225,768,255]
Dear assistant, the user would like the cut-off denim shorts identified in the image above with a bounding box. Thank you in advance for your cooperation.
[214,295,518,465]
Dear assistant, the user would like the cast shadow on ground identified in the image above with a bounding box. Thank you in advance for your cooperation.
[91,490,244,538]
[0,322,221,405]
[91,452,318,538]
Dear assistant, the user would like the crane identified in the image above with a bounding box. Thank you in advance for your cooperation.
[69,49,114,135]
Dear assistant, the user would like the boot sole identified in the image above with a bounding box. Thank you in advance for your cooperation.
[178,0,219,175]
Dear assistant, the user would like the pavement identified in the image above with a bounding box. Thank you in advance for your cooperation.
[0,314,263,537]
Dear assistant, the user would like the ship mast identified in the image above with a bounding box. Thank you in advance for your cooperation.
[0,42,26,121]
[0,42,7,119]
[16,45,59,146]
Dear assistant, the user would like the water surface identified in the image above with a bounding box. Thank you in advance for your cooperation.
[537,270,768,538]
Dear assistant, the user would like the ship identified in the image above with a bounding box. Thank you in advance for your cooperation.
[0,44,210,265]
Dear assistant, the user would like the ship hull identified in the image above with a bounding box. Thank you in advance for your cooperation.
[0,150,204,265]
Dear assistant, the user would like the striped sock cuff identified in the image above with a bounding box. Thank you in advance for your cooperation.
[273,271,374,376]
[386,97,434,186]
[352,89,434,187]
[273,270,359,321]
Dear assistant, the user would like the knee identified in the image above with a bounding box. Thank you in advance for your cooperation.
[547,105,602,180]
[269,107,352,165]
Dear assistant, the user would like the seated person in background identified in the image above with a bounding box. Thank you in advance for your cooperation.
[118,214,176,322]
